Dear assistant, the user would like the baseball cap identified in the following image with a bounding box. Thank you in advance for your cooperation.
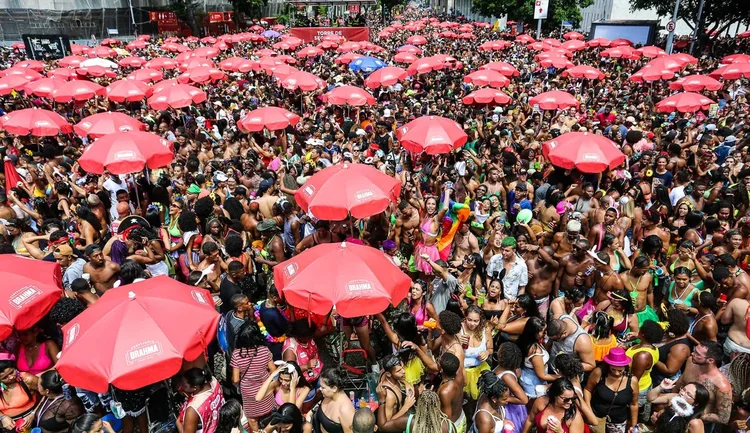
[53,244,74,257]
[215,172,228,182]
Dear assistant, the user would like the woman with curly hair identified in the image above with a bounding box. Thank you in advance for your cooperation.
[230,321,276,431]
[460,305,493,401]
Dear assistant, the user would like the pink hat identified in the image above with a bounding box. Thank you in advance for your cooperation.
[603,347,631,367]
[556,201,573,215]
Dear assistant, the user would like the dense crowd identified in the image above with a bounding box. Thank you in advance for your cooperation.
[0,6,749,433]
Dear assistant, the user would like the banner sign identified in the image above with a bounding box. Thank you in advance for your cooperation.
[22,34,71,60]
[209,12,224,23]
[534,0,549,19]
[349,4,360,14]
[149,11,177,24]
[290,27,369,42]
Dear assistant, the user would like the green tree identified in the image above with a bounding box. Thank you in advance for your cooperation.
[170,0,201,35]
[229,0,269,24]
[470,0,591,31]
[630,0,749,52]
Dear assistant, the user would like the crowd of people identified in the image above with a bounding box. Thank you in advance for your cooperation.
[0,5,749,433]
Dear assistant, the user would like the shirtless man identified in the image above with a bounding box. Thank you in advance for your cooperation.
[717,297,750,356]
[195,241,225,293]
[551,219,583,260]
[393,200,420,249]
[240,201,261,240]
[670,341,732,426]
[377,355,415,423]
[438,353,466,433]
[82,245,120,294]
[484,167,506,197]
[256,178,279,220]
[621,256,656,327]
[713,266,749,303]
[450,223,479,267]
[587,207,625,250]
[525,245,559,319]
[555,238,595,297]
[638,210,671,254]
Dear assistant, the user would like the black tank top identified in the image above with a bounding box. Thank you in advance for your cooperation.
[590,374,633,424]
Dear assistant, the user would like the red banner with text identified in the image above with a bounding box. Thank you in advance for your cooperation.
[290,27,369,42]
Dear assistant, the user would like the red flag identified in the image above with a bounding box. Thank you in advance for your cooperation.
[4,157,22,194]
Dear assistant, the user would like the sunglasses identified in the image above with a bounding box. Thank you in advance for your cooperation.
[560,397,574,403]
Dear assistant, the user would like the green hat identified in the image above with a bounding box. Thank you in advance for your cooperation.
[517,209,533,224]
[257,220,279,232]
[501,236,517,248]
[470,221,485,230]
[187,184,201,194]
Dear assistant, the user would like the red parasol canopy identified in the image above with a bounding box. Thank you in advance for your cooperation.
[0,256,63,340]
[462,88,512,106]
[0,108,72,136]
[118,57,147,68]
[238,107,300,132]
[637,46,667,58]
[88,46,117,58]
[50,80,105,102]
[295,163,401,220]
[23,78,63,98]
[396,115,468,154]
[709,63,750,80]
[668,75,723,92]
[543,132,625,173]
[126,68,163,83]
[147,84,207,110]
[563,31,584,40]
[321,86,376,106]
[479,62,520,77]
[364,67,409,89]
[58,56,87,68]
[655,92,715,113]
[601,46,641,59]
[74,112,146,138]
[610,38,633,46]
[177,67,226,84]
[337,42,361,53]
[79,131,174,174]
[279,71,326,91]
[406,35,428,45]
[463,70,510,88]
[145,57,178,70]
[393,52,419,64]
[562,65,605,80]
[529,91,580,110]
[586,38,610,48]
[105,79,153,103]
[723,54,750,64]
[297,47,324,58]
[56,276,219,392]
[335,53,363,65]
[275,242,410,317]
[0,75,32,95]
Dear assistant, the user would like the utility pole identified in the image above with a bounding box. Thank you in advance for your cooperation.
[665,0,681,54]
[689,0,705,54]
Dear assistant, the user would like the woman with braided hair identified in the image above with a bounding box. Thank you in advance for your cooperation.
[375,390,453,433]
[473,370,510,433]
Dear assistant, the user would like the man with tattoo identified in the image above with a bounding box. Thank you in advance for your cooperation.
[673,341,732,428]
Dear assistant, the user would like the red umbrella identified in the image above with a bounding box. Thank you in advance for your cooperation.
[610,38,633,46]
[629,65,677,82]
[24,78,63,98]
[294,163,401,220]
[200,36,217,44]
[255,48,277,57]
[192,47,220,58]
[321,86,376,106]
[106,79,153,103]
[527,42,551,51]
[148,84,207,110]
[75,66,116,78]
[0,108,73,136]
[462,88,512,106]
[637,46,667,58]
[160,42,188,53]
[337,42,361,53]
[438,31,458,39]
[0,75,32,95]
[47,68,79,81]
[741,31,750,38]
[515,34,535,44]
[655,92,715,113]
[463,70,510,87]
[70,44,89,55]
[297,46,323,58]
[543,132,625,173]
[88,46,117,58]
[563,31,584,40]
[335,53,363,65]
[397,45,423,54]
[127,68,163,83]
[360,42,386,53]
[118,57,147,68]
[406,35,428,45]
[364,67,409,89]
[10,42,24,50]
[50,80,105,102]
[145,57,178,70]
[0,68,42,81]
[79,131,173,174]
[722,54,750,64]
[478,41,508,51]
[0,256,63,340]
[151,79,180,94]
[669,75,723,92]
[14,60,45,71]
[479,62,520,77]
[177,67,226,84]
[136,35,150,41]
[276,55,297,65]
[529,91,580,110]
[126,40,147,50]
[668,53,698,66]
[256,56,284,71]
[317,41,339,50]
[56,276,218,392]
[393,52,419,64]
[272,24,286,31]
[560,40,586,51]
[237,107,300,132]
[179,58,215,72]
[279,71,326,91]
[275,242,410,317]
[396,115,468,154]
[537,54,574,69]
[562,65,605,80]
[586,38,611,48]
[601,46,641,59]
[710,63,750,80]
[58,56,87,68]
[74,112,146,138]
[218,57,246,71]
[407,57,444,74]
[100,38,121,46]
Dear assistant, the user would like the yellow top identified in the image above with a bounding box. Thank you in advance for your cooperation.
[625,345,659,392]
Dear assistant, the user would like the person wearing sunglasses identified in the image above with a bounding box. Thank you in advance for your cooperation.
[523,378,586,433]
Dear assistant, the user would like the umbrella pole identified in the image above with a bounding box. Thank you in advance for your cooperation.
[131,173,142,212]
